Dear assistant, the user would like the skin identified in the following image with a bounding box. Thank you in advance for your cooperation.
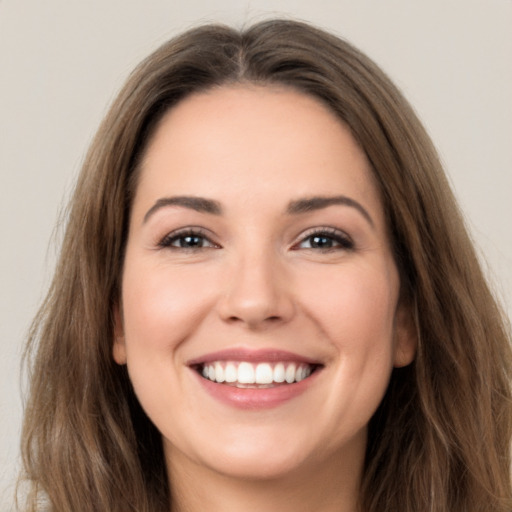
[114,85,416,512]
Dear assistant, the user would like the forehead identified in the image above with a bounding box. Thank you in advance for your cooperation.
[135,85,384,223]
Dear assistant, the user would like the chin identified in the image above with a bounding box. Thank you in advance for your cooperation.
[205,447,314,481]
[164,425,323,482]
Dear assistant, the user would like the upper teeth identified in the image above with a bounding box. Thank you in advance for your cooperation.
[201,361,313,385]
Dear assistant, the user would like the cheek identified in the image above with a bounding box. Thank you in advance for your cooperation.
[121,259,217,356]
[286,260,400,451]
[298,260,399,347]
[119,260,219,428]
[298,259,399,396]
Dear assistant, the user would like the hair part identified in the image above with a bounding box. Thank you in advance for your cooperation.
[18,19,512,512]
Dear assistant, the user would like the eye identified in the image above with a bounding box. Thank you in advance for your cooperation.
[293,228,354,251]
[158,228,218,250]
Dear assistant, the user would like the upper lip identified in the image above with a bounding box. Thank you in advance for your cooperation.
[186,348,323,366]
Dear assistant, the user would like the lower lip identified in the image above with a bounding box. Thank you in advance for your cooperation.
[192,369,320,409]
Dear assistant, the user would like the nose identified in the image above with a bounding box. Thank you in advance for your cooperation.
[216,248,295,329]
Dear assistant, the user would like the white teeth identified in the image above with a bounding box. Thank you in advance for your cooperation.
[201,361,315,386]
[255,363,273,384]
[225,363,237,382]
[273,363,285,383]
[237,362,255,384]
[285,363,296,383]
[215,362,225,383]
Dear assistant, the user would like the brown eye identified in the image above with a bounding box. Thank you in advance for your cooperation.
[295,229,354,251]
[159,229,218,250]
[308,235,337,249]
[173,234,208,248]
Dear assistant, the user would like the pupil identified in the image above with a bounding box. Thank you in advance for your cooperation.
[181,235,202,247]
[312,236,332,248]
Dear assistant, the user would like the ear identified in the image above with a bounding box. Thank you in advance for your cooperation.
[112,303,127,365]
[393,300,417,368]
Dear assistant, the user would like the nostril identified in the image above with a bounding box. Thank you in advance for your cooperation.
[224,313,284,329]
[217,283,295,327]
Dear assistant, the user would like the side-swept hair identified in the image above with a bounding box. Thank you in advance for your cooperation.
[19,19,512,512]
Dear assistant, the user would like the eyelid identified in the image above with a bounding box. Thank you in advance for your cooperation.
[291,226,354,250]
[155,225,353,251]
[157,226,220,249]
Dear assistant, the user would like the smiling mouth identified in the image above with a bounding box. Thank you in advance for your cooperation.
[194,361,321,388]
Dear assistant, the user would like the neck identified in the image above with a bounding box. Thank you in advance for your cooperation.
[167,446,363,512]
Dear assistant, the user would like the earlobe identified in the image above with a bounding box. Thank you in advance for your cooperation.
[393,302,417,368]
[112,304,127,365]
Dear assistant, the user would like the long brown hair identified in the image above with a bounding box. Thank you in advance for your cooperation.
[18,19,512,511]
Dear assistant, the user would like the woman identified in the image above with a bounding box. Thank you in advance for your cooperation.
[18,19,512,512]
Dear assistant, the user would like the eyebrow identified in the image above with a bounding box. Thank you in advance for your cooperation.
[143,196,222,223]
[143,194,374,228]
[286,196,374,227]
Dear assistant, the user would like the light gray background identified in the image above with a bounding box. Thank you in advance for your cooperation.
[1,0,511,508]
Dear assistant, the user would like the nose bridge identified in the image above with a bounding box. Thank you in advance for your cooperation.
[218,239,293,327]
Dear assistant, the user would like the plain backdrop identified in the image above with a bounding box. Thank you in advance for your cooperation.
[1,0,511,508]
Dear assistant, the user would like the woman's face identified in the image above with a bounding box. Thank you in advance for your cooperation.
[114,85,415,482]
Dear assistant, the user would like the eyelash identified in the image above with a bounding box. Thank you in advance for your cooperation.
[157,227,354,252]
[158,228,218,250]
[292,227,354,252]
